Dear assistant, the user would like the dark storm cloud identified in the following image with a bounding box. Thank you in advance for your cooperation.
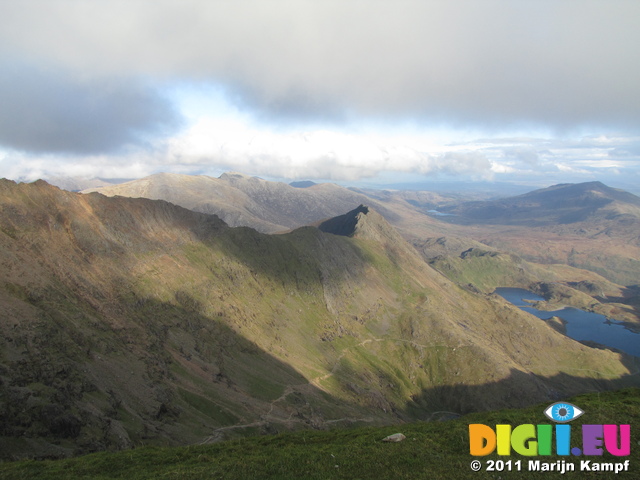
[230,82,348,124]
[0,60,181,154]
[1,1,638,133]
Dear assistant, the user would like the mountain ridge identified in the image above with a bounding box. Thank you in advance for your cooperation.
[439,181,640,226]
[82,172,408,234]
[2,179,638,459]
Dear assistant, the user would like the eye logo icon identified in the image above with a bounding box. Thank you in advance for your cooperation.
[544,402,584,423]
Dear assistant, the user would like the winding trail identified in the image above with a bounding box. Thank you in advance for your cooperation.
[198,335,467,444]
[198,334,638,445]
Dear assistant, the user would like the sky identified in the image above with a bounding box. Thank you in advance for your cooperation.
[0,0,639,193]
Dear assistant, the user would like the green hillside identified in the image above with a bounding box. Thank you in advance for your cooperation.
[1,388,638,479]
[1,179,639,461]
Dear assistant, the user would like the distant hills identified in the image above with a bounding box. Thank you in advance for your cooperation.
[426,182,640,286]
[81,172,408,233]
[439,181,640,226]
[83,175,640,286]
[2,179,637,459]
[44,176,125,192]
[83,174,640,231]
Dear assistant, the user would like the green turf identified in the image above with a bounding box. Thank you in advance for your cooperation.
[1,388,637,479]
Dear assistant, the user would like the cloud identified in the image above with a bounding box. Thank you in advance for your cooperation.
[160,117,495,181]
[430,152,493,177]
[1,1,639,131]
[0,60,182,154]
[0,148,170,183]
[1,1,639,192]
[609,140,640,158]
[502,147,540,166]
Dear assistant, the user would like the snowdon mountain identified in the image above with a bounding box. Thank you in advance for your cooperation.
[2,179,637,459]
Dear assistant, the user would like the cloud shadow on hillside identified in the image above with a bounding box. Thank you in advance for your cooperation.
[206,224,373,293]
[399,358,640,422]
[0,291,378,460]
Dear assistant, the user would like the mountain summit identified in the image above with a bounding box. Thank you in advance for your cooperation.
[82,172,400,233]
[440,181,640,226]
[318,204,370,237]
[318,204,416,260]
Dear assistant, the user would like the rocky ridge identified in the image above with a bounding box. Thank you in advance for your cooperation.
[1,179,638,459]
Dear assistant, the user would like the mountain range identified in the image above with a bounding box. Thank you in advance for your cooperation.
[429,182,640,287]
[81,174,640,334]
[81,172,415,234]
[2,178,638,459]
[438,181,640,226]
[84,173,640,290]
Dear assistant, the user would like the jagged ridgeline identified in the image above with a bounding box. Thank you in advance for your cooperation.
[1,179,638,459]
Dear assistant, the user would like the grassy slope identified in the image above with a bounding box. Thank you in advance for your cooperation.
[85,176,640,287]
[1,388,638,479]
[416,235,640,326]
[1,180,639,461]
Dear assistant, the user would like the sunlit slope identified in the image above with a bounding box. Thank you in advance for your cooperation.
[81,172,408,234]
[85,175,640,287]
[432,182,640,286]
[440,181,640,226]
[0,180,638,460]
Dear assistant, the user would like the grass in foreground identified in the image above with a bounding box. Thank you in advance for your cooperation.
[1,388,638,479]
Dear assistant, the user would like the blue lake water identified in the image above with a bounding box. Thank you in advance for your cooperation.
[494,287,640,357]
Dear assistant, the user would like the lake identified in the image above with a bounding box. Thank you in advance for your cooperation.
[494,287,640,357]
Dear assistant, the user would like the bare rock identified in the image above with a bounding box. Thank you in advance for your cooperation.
[382,433,406,443]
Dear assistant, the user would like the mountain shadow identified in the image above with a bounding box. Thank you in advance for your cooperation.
[0,293,391,461]
[401,361,640,421]
[3,179,640,461]
[317,204,369,237]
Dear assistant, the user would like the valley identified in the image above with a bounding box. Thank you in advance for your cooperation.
[86,173,640,323]
[3,2,638,475]
[1,176,639,460]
